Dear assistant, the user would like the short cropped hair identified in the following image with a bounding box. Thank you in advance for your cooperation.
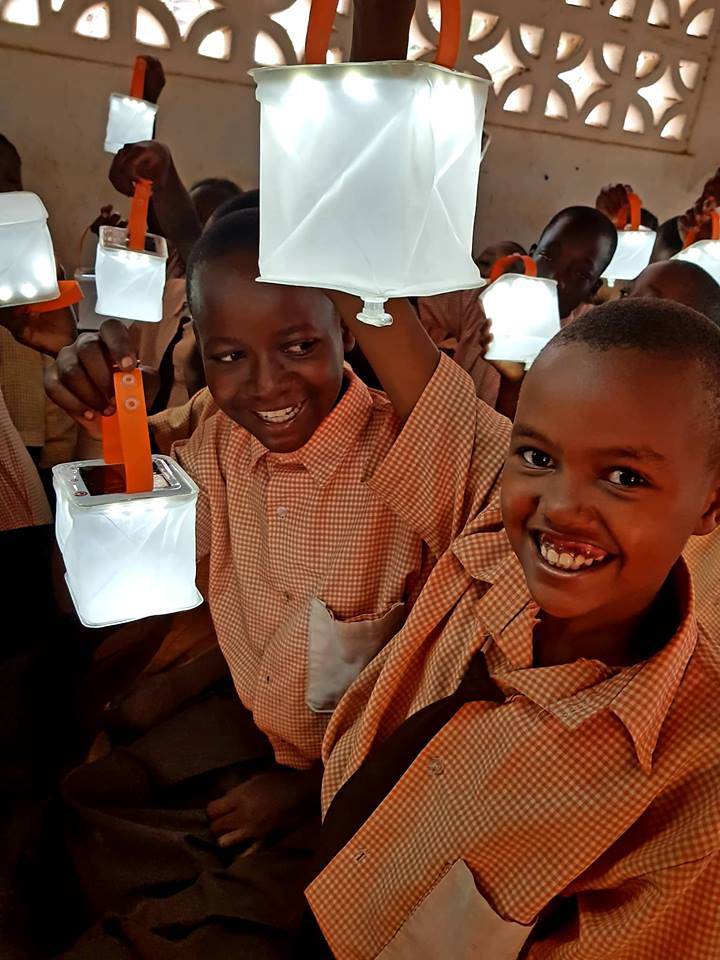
[186,208,259,314]
[538,205,618,269]
[545,297,720,462]
[208,190,260,223]
[190,177,242,197]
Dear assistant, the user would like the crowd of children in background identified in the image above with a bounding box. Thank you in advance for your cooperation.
[2,6,720,956]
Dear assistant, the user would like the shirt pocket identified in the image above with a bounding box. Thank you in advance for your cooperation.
[306,599,406,713]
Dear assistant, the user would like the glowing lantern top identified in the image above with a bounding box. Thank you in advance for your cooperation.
[0,191,60,308]
[602,191,656,285]
[672,210,720,285]
[104,57,158,155]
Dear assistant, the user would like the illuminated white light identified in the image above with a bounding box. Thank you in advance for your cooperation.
[19,282,37,298]
[482,274,560,366]
[673,241,720,285]
[0,286,12,301]
[104,93,158,154]
[341,71,376,103]
[602,226,656,282]
[95,225,167,323]
[33,255,56,285]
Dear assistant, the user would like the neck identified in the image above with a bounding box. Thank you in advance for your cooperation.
[533,577,680,669]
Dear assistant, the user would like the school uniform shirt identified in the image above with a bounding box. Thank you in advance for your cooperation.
[0,382,51,530]
[134,278,195,411]
[308,358,720,960]
[162,367,449,769]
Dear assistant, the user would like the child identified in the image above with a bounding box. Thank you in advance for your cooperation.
[531,206,617,321]
[475,240,526,278]
[45,209,445,954]
[624,258,720,326]
[301,294,720,959]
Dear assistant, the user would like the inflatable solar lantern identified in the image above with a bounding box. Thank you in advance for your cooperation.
[673,209,720,285]
[0,192,60,308]
[53,369,202,628]
[252,0,488,326]
[602,191,656,286]
[95,178,167,323]
[105,56,158,155]
[482,255,561,368]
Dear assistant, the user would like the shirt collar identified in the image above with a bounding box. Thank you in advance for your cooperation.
[473,552,697,774]
[247,364,374,486]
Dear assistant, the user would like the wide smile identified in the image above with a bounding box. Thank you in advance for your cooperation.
[530,530,616,577]
[251,401,306,428]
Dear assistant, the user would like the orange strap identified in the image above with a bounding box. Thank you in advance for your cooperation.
[616,191,642,231]
[101,369,153,493]
[129,56,147,99]
[489,254,537,282]
[304,0,461,68]
[24,280,83,315]
[684,209,720,247]
[128,178,152,253]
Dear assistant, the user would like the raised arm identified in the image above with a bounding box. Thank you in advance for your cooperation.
[350,0,416,60]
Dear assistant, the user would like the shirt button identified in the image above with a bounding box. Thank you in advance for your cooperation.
[275,506,288,518]
[283,591,292,602]
[353,849,366,863]
[265,675,271,684]
[428,757,444,776]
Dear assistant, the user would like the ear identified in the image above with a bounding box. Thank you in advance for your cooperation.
[341,321,356,354]
[692,477,720,536]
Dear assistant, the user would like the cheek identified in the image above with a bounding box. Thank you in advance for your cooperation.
[500,471,538,540]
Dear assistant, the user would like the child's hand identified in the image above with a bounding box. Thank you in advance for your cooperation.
[1,303,77,358]
[206,767,321,849]
[679,197,717,244]
[142,56,166,104]
[44,319,140,436]
[89,204,127,236]
[595,183,633,223]
[109,141,174,197]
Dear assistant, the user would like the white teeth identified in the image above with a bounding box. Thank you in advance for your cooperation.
[539,538,606,571]
[254,403,303,424]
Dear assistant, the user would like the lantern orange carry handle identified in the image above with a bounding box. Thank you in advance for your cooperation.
[101,369,154,494]
[684,208,720,248]
[129,56,147,99]
[489,254,537,282]
[128,178,152,252]
[304,0,461,68]
[616,191,642,231]
[23,280,83,315]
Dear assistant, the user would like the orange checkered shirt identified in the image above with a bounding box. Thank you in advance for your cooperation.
[307,358,720,959]
[164,367,446,768]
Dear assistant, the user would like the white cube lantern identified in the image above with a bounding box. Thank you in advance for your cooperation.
[53,454,202,628]
[602,226,656,285]
[252,61,489,324]
[74,269,114,330]
[482,270,560,367]
[95,225,167,323]
[104,94,157,154]
[673,239,720,285]
[0,192,59,308]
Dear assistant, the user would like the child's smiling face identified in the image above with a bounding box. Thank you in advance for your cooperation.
[501,341,720,633]
[193,250,354,453]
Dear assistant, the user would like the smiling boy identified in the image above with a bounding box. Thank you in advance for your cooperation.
[304,296,720,959]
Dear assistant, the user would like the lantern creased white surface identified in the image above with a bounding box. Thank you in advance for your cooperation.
[672,240,720,285]
[74,269,114,331]
[95,225,167,323]
[252,61,489,323]
[104,93,158,154]
[53,455,202,628]
[0,192,59,308]
[602,227,656,284]
[482,274,560,367]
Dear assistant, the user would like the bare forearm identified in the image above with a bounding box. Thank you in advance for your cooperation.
[351,0,415,60]
[152,165,202,267]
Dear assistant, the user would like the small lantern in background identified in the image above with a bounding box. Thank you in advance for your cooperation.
[482,255,561,367]
[252,0,487,327]
[53,369,202,628]
[0,192,60,308]
[104,57,158,155]
[602,191,656,286]
[672,210,720,285]
[95,178,167,323]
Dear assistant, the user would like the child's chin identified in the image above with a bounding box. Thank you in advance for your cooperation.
[525,578,601,621]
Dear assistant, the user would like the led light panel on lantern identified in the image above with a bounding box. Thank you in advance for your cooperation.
[482,274,561,367]
[0,192,59,308]
[95,225,167,323]
[673,240,720,285]
[53,455,202,628]
[602,227,656,285]
[104,93,158,154]
[252,61,490,324]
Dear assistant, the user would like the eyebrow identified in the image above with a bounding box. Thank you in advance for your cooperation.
[513,425,667,463]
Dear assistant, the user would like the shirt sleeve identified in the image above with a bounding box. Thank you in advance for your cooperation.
[169,413,222,561]
[148,387,218,455]
[369,353,511,558]
[526,854,720,960]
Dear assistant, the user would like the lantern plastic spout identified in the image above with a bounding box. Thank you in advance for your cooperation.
[357,297,393,327]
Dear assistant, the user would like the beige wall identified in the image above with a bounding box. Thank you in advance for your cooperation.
[1,39,719,271]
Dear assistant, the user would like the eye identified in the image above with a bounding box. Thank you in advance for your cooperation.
[518,447,555,469]
[285,339,317,356]
[213,350,245,364]
[607,467,648,488]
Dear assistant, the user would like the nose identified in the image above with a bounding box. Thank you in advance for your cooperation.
[246,351,289,402]
[539,469,595,531]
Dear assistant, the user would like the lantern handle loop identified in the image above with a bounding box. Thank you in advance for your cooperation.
[304,0,461,68]
[615,190,642,231]
[101,369,154,494]
[129,56,147,99]
[489,254,537,283]
[128,178,152,253]
[683,208,720,248]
